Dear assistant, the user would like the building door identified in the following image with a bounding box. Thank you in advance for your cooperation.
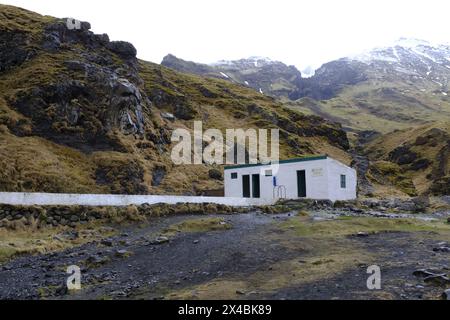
[252,174,261,198]
[297,170,306,198]
[242,175,250,198]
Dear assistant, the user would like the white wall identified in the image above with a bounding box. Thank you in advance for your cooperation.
[224,157,357,202]
[0,192,274,207]
[225,158,330,200]
[327,158,357,201]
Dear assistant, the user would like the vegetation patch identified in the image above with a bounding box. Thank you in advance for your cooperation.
[167,249,370,300]
[278,216,450,238]
[0,223,117,263]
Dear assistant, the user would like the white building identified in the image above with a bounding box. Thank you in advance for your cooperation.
[224,155,357,202]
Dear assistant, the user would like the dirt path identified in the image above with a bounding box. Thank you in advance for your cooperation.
[0,212,449,300]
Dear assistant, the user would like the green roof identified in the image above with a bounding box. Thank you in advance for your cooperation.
[224,155,328,170]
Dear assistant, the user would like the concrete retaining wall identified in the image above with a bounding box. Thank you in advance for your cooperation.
[0,192,274,207]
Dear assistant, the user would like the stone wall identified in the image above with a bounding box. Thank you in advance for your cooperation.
[0,203,252,230]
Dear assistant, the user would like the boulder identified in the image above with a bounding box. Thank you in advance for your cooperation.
[107,41,137,59]
[174,103,197,120]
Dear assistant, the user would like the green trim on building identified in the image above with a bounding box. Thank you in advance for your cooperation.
[224,155,328,170]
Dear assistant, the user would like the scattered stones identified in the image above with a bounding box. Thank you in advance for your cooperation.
[413,269,436,278]
[356,232,370,237]
[149,236,170,245]
[433,246,450,253]
[101,239,114,247]
[193,240,200,244]
[236,290,246,295]
[85,254,111,267]
[115,249,131,258]
[54,283,68,296]
[423,274,450,286]
[53,231,79,241]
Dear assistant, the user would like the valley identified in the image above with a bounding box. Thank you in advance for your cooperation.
[0,3,449,302]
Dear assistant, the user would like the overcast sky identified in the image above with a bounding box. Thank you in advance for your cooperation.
[3,0,450,72]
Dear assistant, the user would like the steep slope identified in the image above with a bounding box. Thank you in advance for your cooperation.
[288,39,450,133]
[0,5,351,195]
[364,122,450,196]
[161,54,302,98]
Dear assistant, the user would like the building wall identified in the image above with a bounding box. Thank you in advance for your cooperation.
[224,157,357,202]
[327,158,357,201]
[0,192,273,207]
[225,159,330,200]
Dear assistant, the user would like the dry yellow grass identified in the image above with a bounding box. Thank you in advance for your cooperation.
[0,222,117,263]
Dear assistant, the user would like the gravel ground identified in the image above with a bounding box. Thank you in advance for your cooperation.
[0,211,449,300]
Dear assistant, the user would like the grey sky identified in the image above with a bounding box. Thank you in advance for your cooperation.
[2,0,450,72]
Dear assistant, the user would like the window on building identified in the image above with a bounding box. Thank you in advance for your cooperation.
[231,172,238,180]
[265,169,273,177]
[340,175,346,188]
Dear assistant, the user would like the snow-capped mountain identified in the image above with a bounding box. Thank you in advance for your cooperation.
[288,38,450,135]
[162,54,302,97]
[346,38,450,87]
[163,39,450,103]
[210,56,275,68]
[290,38,450,100]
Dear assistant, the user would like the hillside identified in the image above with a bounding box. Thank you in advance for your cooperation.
[0,4,351,196]
[364,122,450,196]
[287,39,450,134]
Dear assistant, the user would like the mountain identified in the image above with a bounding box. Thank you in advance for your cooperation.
[161,54,302,98]
[364,122,450,196]
[164,40,450,135]
[0,4,351,195]
[288,38,450,133]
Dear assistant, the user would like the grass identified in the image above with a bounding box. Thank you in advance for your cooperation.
[287,81,450,134]
[0,4,55,36]
[365,122,450,196]
[166,240,371,300]
[0,222,117,263]
[279,216,450,238]
[0,133,104,193]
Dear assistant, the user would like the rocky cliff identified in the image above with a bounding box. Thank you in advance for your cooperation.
[0,5,351,195]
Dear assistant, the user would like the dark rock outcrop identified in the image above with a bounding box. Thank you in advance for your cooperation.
[107,41,137,60]
[290,59,367,100]
[0,31,35,72]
